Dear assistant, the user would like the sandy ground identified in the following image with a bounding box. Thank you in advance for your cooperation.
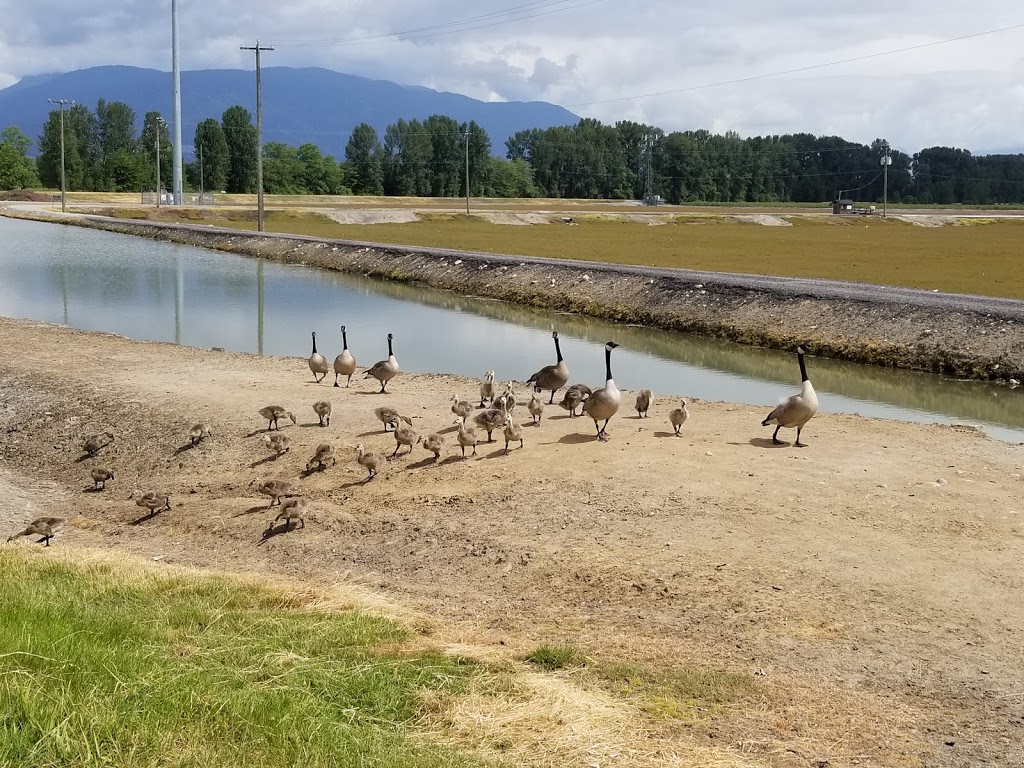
[2,316,1023,768]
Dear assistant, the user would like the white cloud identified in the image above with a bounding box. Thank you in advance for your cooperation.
[0,0,1022,152]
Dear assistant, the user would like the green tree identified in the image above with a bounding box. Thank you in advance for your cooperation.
[424,114,462,197]
[37,106,89,190]
[139,111,172,191]
[0,127,39,189]
[194,118,229,192]
[482,157,536,198]
[461,120,491,197]
[382,119,432,196]
[221,106,257,193]
[262,142,302,193]
[344,123,384,195]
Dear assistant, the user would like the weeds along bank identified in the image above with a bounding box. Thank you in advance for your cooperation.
[7,210,1024,382]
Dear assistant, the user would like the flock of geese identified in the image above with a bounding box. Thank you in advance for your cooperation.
[5,328,819,546]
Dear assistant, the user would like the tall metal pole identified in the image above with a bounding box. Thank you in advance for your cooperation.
[463,127,470,217]
[155,117,165,208]
[48,99,72,213]
[241,40,273,232]
[199,144,204,204]
[881,142,892,219]
[171,0,183,205]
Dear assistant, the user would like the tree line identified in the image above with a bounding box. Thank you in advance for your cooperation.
[3,100,1023,205]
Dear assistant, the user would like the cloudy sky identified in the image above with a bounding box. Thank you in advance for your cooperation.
[1,0,1022,153]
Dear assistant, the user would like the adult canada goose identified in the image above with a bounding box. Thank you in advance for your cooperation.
[7,517,65,546]
[762,345,819,447]
[308,331,330,383]
[364,333,399,392]
[374,407,413,432]
[419,433,445,461]
[669,401,690,436]
[333,326,357,387]
[390,423,418,459]
[256,478,295,507]
[450,394,474,424]
[527,331,570,404]
[135,492,171,516]
[473,407,507,442]
[306,443,337,472]
[312,400,332,427]
[584,342,622,442]
[90,467,114,490]
[527,393,544,425]
[503,418,524,454]
[635,389,652,418]
[558,384,591,417]
[259,405,296,431]
[479,370,497,407]
[355,444,383,479]
[264,433,291,456]
[82,431,114,457]
[189,423,212,446]
[454,419,479,457]
[271,497,309,531]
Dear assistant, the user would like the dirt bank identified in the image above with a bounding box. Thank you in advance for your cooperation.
[5,208,1024,382]
[1,316,1023,767]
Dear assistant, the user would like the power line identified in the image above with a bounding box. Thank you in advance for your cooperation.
[565,22,1024,107]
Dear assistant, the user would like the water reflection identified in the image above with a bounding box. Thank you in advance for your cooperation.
[1,215,1023,442]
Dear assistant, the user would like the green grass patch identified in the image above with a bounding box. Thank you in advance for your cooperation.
[0,549,479,768]
[524,643,584,671]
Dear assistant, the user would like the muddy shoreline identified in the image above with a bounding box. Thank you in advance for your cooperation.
[5,208,1024,381]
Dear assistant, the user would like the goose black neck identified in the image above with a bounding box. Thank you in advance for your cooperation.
[387,337,394,357]
[554,335,563,362]
[311,334,318,354]
[342,329,348,349]
[798,352,809,383]
[605,346,613,382]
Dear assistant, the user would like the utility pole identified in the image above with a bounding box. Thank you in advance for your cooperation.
[171,0,183,205]
[240,40,274,232]
[199,144,204,204]
[463,127,470,217]
[47,98,73,213]
[880,142,892,218]
[155,116,165,208]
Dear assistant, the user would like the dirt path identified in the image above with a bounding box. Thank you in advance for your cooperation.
[1,316,1022,767]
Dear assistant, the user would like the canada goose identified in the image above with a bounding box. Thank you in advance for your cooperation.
[256,478,296,507]
[527,331,570,403]
[306,443,337,472]
[454,419,479,457]
[479,370,497,407]
[527,392,544,425]
[82,431,114,457]
[259,405,296,431]
[312,400,332,427]
[7,516,65,546]
[309,331,330,383]
[333,325,357,387]
[136,491,171,516]
[189,423,212,446]
[450,394,474,424]
[390,423,418,459]
[264,433,291,456]
[635,389,653,418]
[364,333,399,392]
[503,418,524,454]
[374,407,412,432]
[558,384,592,417]
[355,444,383,479]
[473,407,507,443]
[493,383,517,414]
[90,467,114,490]
[762,345,819,447]
[271,497,309,531]
[669,401,690,435]
[584,342,622,442]
[419,433,445,461]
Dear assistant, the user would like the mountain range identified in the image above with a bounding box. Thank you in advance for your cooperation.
[0,65,580,158]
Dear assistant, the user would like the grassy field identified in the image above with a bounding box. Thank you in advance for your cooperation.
[0,548,478,768]
[91,206,1024,299]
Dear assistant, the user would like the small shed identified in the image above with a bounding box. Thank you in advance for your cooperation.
[832,198,855,215]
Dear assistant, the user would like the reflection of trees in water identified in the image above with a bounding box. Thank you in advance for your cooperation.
[324,271,1024,429]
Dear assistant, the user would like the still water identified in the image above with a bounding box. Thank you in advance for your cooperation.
[2,215,1023,442]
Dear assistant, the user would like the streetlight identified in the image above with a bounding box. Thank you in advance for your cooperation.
[155,116,166,208]
[880,144,892,218]
[47,98,74,213]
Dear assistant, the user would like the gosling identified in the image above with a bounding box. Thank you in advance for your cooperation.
[455,419,479,458]
[271,497,309,531]
[82,431,114,457]
[503,418,524,454]
[259,405,296,431]
[256,478,295,507]
[312,400,332,427]
[189,423,212,446]
[375,407,412,432]
[419,433,446,461]
[450,394,474,424]
[90,467,114,490]
[472,407,507,443]
[390,423,418,459]
[135,492,171,517]
[669,401,690,436]
[479,370,497,407]
[264,433,291,456]
[305,443,337,472]
[7,517,65,547]
[355,444,383,480]
[527,392,544,425]
[635,389,653,418]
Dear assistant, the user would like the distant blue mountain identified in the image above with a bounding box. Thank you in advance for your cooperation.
[0,65,580,158]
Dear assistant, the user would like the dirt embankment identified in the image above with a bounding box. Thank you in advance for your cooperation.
[6,209,1024,381]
